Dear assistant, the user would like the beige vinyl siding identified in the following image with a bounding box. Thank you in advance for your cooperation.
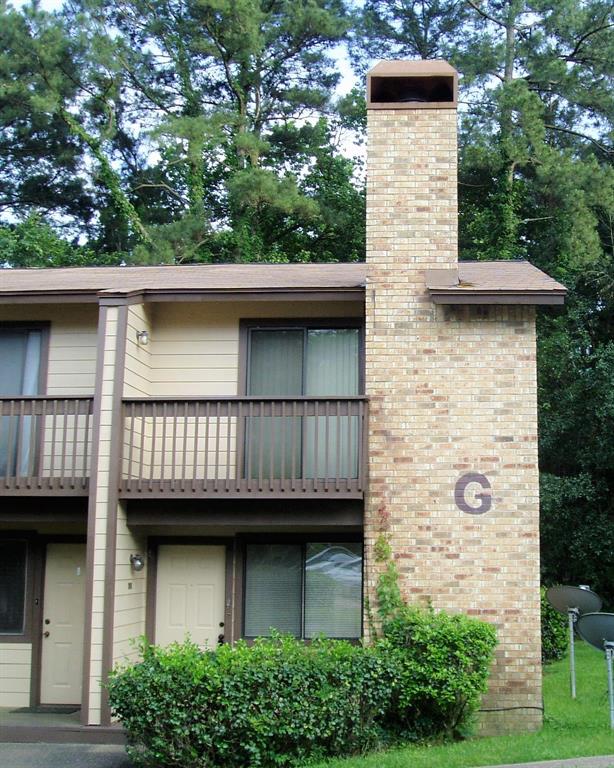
[148,301,362,397]
[124,304,152,398]
[112,502,147,666]
[0,304,98,395]
[123,305,153,478]
[0,644,31,707]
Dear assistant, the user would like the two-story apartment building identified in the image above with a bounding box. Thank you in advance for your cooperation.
[0,61,565,739]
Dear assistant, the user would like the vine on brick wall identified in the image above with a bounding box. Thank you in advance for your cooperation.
[366,532,404,637]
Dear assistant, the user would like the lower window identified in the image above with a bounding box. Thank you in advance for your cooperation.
[0,539,27,635]
[244,542,362,639]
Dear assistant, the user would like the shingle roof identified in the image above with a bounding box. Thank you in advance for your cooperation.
[0,263,366,300]
[425,261,566,304]
[0,260,566,304]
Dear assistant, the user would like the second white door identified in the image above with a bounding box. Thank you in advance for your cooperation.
[155,545,226,648]
[40,543,86,705]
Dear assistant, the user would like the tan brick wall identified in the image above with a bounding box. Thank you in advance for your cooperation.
[365,106,542,733]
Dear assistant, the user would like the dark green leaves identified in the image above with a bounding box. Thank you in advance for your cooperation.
[109,621,496,767]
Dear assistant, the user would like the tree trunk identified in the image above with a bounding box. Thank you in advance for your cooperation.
[59,109,151,244]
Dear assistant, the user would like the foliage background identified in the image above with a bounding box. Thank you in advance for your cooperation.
[1,0,613,603]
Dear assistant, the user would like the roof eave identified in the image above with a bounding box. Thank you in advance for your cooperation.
[428,289,567,305]
[0,285,366,305]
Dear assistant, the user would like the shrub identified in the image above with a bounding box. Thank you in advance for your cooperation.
[541,587,568,663]
[381,607,497,740]
[109,635,395,768]
[110,537,496,765]
[109,609,496,767]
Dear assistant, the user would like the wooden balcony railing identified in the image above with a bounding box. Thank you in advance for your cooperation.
[120,397,368,498]
[0,396,94,495]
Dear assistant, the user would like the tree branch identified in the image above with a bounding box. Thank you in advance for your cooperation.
[465,0,505,28]
[564,21,614,62]
[545,124,613,154]
[520,216,554,224]
[131,182,186,204]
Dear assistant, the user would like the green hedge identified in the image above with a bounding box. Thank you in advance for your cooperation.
[109,610,497,768]
[541,587,568,663]
[382,606,497,739]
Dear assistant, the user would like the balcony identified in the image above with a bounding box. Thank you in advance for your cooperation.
[120,397,368,498]
[0,396,94,495]
[0,396,368,499]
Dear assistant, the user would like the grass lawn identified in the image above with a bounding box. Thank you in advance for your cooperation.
[316,641,614,768]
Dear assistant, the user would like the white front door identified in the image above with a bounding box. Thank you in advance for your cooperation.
[155,545,226,648]
[40,543,86,705]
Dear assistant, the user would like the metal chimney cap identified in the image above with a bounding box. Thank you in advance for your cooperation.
[367,59,458,110]
[368,59,457,77]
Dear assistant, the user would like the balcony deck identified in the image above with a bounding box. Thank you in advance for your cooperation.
[0,396,93,495]
[120,397,368,499]
[0,396,368,499]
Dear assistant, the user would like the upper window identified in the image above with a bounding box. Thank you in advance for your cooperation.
[247,326,361,398]
[0,328,42,396]
[244,542,362,640]
[0,539,27,635]
[245,324,362,481]
[0,327,43,477]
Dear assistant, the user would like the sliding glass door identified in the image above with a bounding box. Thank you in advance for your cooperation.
[247,330,303,479]
[0,329,42,476]
[304,329,359,479]
[245,325,360,480]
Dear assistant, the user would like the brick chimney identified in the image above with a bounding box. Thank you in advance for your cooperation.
[366,60,458,271]
[364,60,543,734]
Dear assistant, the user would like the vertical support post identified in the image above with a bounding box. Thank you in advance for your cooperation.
[82,295,132,726]
[568,608,578,699]
[605,642,614,730]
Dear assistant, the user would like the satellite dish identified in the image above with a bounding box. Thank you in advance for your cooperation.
[576,613,614,730]
[546,585,602,615]
[577,613,614,650]
[546,585,603,699]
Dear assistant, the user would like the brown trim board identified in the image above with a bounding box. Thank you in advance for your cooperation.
[0,496,87,524]
[126,499,363,529]
[29,538,44,707]
[144,545,157,642]
[428,290,566,305]
[81,304,107,724]
[0,288,365,305]
[224,544,233,645]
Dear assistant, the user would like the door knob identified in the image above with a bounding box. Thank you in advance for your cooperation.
[44,619,50,625]
[219,621,224,628]
[217,634,225,645]
[43,631,50,638]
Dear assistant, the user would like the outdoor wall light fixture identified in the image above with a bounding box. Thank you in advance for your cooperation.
[136,329,149,346]
[130,553,146,572]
